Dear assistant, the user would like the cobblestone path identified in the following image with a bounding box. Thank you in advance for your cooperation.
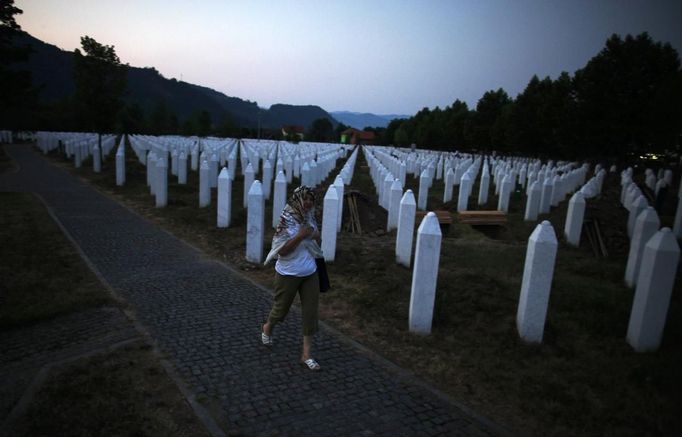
[0,145,506,436]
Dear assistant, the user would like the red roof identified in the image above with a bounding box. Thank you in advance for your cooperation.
[342,128,375,140]
[282,125,305,134]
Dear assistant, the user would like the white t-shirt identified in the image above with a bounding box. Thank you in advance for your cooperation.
[275,222,317,277]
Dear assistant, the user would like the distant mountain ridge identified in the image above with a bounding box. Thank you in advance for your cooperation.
[13,31,336,130]
[330,111,410,129]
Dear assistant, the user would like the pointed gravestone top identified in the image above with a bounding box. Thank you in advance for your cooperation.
[324,184,339,201]
[570,191,585,205]
[646,227,679,252]
[248,180,262,196]
[418,212,442,236]
[531,220,557,244]
[402,189,416,205]
[218,167,229,179]
[275,170,286,182]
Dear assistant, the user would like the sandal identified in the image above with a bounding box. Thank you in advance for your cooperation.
[261,331,273,346]
[301,358,321,371]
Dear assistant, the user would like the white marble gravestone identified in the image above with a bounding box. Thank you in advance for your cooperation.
[516,221,558,343]
[321,185,339,262]
[626,228,679,352]
[478,166,490,206]
[458,172,472,212]
[115,146,125,186]
[524,181,541,222]
[272,171,287,229]
[92,144,101,173]
[539,177,553,214]
[443,168,455,203]
[409,212,442,334]
[497,174,512,212]
[334,176,345,232]
[178,151,187,184]
[627,195,648,239]
[418,169,429,211]
[387,178,402,231]
[396,190,417,267]
[199,159,210,207]
[673,197,682,239]
[246,181,265,263]
[217,167,231,228]
[155,157,168,208]
[263,159,273,200]
[625,207,660,288]
[564,192,585,246]
[243,163,255,208]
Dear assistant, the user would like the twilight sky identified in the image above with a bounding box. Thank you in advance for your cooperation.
[15,0,682,116]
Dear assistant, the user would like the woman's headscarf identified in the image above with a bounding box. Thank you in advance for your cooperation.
[264,185,321,264]
[275,185,317,232]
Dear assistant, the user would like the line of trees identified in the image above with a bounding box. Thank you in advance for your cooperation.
[382,33,681,161]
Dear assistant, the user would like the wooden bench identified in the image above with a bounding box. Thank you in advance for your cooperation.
[415,210,453,227]
[457,210,507,226]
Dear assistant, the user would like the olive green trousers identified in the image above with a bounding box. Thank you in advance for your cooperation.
[267,271,319,336]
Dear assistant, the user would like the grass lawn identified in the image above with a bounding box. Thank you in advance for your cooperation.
[0,191,113,328]
[45,140,682,437]
[0,168,209,436]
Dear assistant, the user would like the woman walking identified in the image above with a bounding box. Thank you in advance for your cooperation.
[262,186,322,371]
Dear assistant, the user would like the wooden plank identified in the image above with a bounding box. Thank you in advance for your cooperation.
[415,210,452,224]
[458,210,507,225]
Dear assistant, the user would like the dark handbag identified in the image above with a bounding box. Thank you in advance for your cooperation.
[315,258,331,293]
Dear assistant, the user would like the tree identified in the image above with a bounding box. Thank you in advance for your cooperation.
[394,125,409,147]
[216,113,238,138]
[149,99,171,134]
[443,100,470,151]
[119,103,146,134]
[197,110,212,137]
[472,88,512,151]
[308,117,333,142]
[73,36,127,135]
[573,33,681,158]
[0,0,35,130]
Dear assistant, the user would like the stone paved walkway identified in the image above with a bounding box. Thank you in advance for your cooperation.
[0,144,507,436]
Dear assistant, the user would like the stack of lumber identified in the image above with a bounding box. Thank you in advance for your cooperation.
[344,192,362,234]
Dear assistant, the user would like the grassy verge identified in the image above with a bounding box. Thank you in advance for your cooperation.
[11,342,209,437]
[0,179,209,435]
[45,143,682,437]
[0,145,16,173]
[0,192,113,328]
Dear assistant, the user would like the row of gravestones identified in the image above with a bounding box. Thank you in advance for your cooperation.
[1,131,34,143]
[137,136,355,263]
[362,144,679,353]
[364,145,592,216]
[36,132,117,172]
[0,130,12,143]
[41,130,358,265]
[247,146,359,263]
[37,132,355,253]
